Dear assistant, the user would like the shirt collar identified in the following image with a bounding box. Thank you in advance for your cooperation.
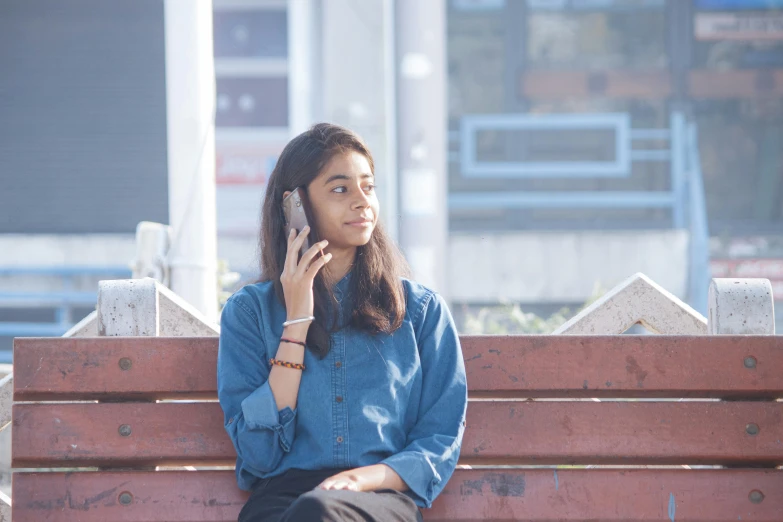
[333,269,353,299]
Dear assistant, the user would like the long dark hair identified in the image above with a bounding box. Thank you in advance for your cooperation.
[259,123,410,357]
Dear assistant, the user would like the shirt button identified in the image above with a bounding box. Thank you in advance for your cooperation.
[336,436,344,443]
[336,396,343,403]
[335,361,342,368]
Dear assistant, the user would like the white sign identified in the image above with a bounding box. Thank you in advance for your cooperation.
[452,0,506,11]
[696,13,783,41]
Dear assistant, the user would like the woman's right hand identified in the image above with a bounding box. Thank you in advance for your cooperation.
[280,226,332,322]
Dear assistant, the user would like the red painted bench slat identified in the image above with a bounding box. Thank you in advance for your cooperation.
[12,469,783,522]
[13,336,783,400]
[13,337,218,401]
[12,336,783,521]
[13,401,783,468]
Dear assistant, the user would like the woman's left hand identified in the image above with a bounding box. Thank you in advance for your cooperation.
[316,471,364,492]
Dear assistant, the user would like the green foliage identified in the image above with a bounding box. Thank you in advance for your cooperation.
[462,303,571,335]
[217,258,242,313]
[461,282,606,335]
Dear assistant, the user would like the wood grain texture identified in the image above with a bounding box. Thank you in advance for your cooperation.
[13,337,218,401]
[12,402,234,468]
[13,401,783,467]
[12,469,783,521]
[13,336,783,400]
[11,335,783,521]
[461,335,783,399]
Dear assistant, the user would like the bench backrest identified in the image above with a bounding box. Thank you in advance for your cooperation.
[12,336,783,521]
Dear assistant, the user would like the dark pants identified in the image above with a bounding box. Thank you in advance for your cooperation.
[238,468,424,522]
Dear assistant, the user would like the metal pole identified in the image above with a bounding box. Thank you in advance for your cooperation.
[288,0,320,136]
[504,0,527,113]
[394,0,448,295]
[383,0,399,243]
[163,0,218,322]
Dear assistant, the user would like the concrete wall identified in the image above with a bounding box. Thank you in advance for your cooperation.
[0,235,136,268]
[0,234,258,283]
[2,230,690,307]
[449,230,690,303]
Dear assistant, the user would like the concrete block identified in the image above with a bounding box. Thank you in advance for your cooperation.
[0,375,10,505]
[62,310,98,337]
[97,278,159,336]
[158,284,219,336]
[132,221,172,285]
[0,375,11,430]
[96,278,218,337]
[554,273,707,335]
[708,278,775,335]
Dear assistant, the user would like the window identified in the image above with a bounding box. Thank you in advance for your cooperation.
[214,9,287,58]
[215,77,288,127]
[526,3,668,70]
[213,3,290,236]
[695,98,783,234]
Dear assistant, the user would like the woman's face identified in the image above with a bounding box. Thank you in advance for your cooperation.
[304,150,379,251]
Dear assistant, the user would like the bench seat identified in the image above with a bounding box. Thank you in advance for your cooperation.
[11,336,783,521]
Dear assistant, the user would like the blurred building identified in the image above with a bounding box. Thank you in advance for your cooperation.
[211,0,783,328]
[211,0,395,269]
[445,0,783,326]
[0,0,396,357]
[1,0,781,350]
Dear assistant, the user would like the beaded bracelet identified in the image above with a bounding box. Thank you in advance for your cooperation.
[270,358,306,371]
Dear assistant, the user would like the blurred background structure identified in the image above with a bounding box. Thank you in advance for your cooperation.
[1,0,783,362]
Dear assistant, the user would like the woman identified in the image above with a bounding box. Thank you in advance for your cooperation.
[217,123,467,522]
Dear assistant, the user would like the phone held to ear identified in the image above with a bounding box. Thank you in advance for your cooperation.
[282,187,312,258]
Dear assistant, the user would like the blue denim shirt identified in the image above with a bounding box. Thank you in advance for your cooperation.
[217,272,468,508]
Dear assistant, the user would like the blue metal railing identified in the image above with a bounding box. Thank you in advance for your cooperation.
[450,112,688,229]
[449,111,710,311]
[684,124,711,315]
[0,266,132,358]
[458,113,631,178]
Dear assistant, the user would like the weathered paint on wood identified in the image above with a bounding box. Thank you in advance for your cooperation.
[13,401,783,467]
[13,337,218,401]
[13,336,783,400]
[12,469,783,522]
[11,335,783,521]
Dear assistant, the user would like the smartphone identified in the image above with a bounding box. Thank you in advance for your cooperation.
[282,187,312,258]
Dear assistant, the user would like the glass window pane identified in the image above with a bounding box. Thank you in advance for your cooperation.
[214,10,287,58]
[695,98,783,233]
[475,127,616,163]
[447,9,506,118]
[527,10,667,69]
[693,9,783,69]
[216,77,288,128]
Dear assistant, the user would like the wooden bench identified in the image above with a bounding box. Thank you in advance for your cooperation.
[10,335,783,521]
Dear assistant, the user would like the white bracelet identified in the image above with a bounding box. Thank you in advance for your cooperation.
[283,316,315,327]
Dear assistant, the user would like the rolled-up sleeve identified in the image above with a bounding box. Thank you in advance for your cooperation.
[381,291,468,508]
[217,294,297,481]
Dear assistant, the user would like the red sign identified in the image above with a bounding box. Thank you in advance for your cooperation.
[710,259,783,301]
[216,143,283,185]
